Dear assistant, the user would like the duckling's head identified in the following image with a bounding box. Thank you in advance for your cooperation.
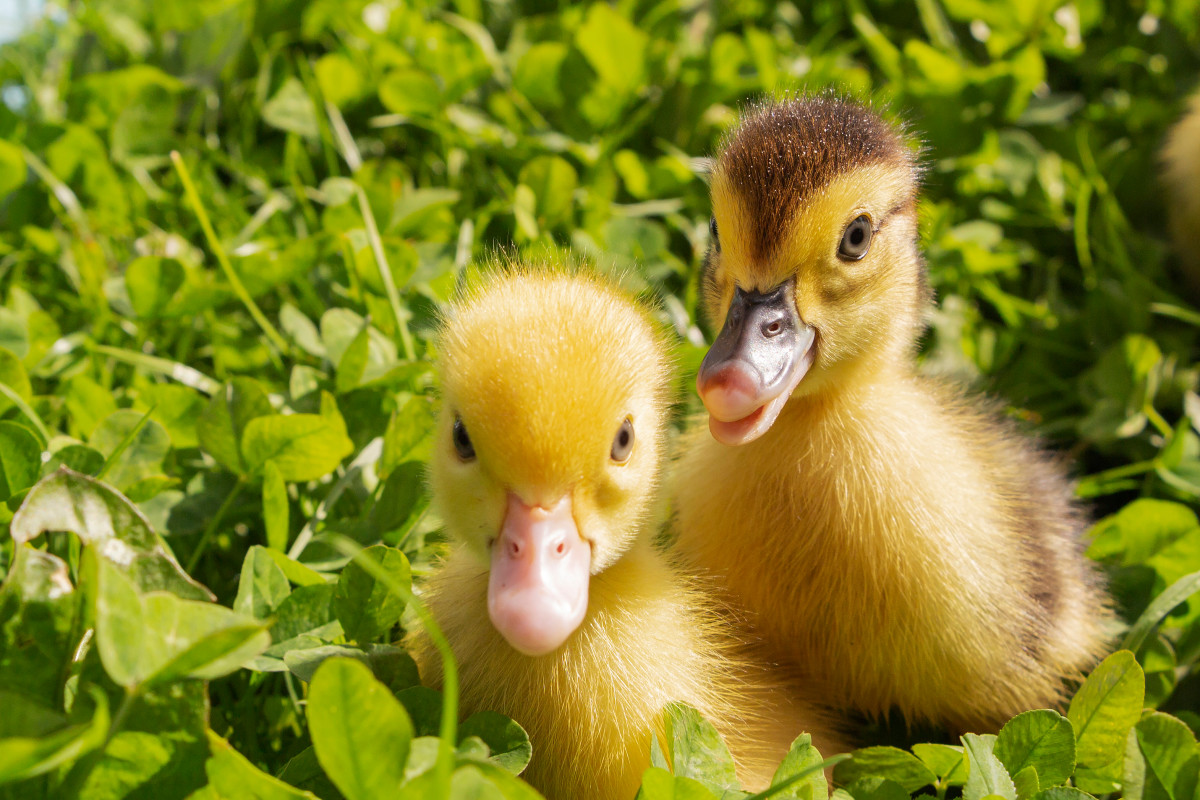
[430,269,671,656]
[698,98,926,444]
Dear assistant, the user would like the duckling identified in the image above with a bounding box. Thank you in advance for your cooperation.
[409,267,845,799]
[1163,87,1200,288]
[671,98,1113,733]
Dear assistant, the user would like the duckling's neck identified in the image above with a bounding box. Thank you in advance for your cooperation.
[786,346,915,416]
[418,537,725,799]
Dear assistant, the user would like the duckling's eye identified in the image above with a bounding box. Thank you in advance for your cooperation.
[709,216,720,252]
[611,417,635,463]
[838,215,873,261]
[452,416,476,461]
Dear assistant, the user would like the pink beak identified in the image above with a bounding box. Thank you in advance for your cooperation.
[487,493,591,656]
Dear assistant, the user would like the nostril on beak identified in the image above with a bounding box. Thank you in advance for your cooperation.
[510,540,520,556]
[763,319,783,337]
[555,542,565,555]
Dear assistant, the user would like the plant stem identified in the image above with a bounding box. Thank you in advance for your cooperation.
[96,405,156,483]
[1145,404,1173,439]
[170,151,291,356]
[355,187,416,361]
[327,534,458,787]
[287,437,382,560]
[186,479,245,573]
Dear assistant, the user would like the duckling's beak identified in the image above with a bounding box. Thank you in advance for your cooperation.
[487,493,591,656]
[697,280,816,445]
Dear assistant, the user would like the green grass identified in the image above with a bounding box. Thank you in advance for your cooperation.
[1,0,1200,797]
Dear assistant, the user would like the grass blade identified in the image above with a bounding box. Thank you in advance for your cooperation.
[170,150,291,356]
[746,755,851,800]
[96,406,155,483]
[88,344,221,395]
[1121,571,1200,654]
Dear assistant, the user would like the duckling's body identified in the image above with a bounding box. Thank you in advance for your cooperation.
[1163,88,1200,286]
[411,269,843,799]
[673,99,1112,733]
[675,372,1107,730]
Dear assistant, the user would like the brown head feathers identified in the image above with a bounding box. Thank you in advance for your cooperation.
[715,97,916,261]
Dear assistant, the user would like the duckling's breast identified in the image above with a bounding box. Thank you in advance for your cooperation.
[412,544,732,800]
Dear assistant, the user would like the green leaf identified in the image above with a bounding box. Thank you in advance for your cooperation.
[90,409,171,490]
[1131,712,1200,800]
[834,747,937,793]
[95,557,148,687]
[574,4,647,95]
[913,744,966,786]
[0,549,81,709]
[276,746,341,798]
[262,78,319,139]
[201,730,320,799]
[460,712,532,776]
[1012,766,1041,800]
[663,702,738,790]
[0,348,33,418]
[0,422,41,503]
[197,378,274,476]
[234,546,291,619]
[0,691,65,739]
[514,43,568,108]
[449,761,549,799]
[379,70,441,116]
[111,83,178,162]
[0,687,109,784]
[269,582,338,642]
[962,734,1017,800]
[845,777,910,800]
[141,383,206,450]
[280,304,326,359]
[768,733,828,800]
[335,322,371,394]
[380,396,434,480]
[1030,788,1096,800]
[125,256,186,318]
[636,767,719,800]
[307,658,413,800]
[96,559,270,687]
[43,443,106,477]
[262,461,290,552]
[314,53,364,110]
[1073,757,1123,795]
[11,468,211,599]
[0,139,25,198]
[1068,650,1146,769]
[283,644,418,691]
[518,156,577,228]
[396,686,443,738]
[240,414,354,482]
[264,549,326,587]
[144,606,271,684]
[1088,500,1199,565]
[72,679,209,799]
[995,710,1076,788]
[333,545,411,642]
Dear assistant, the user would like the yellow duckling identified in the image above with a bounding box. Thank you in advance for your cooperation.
[410,267,844,799]
[671,98,1113,733]
[1163,87,1200,287]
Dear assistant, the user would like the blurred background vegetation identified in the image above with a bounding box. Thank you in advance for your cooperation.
[2,0,1200,795]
